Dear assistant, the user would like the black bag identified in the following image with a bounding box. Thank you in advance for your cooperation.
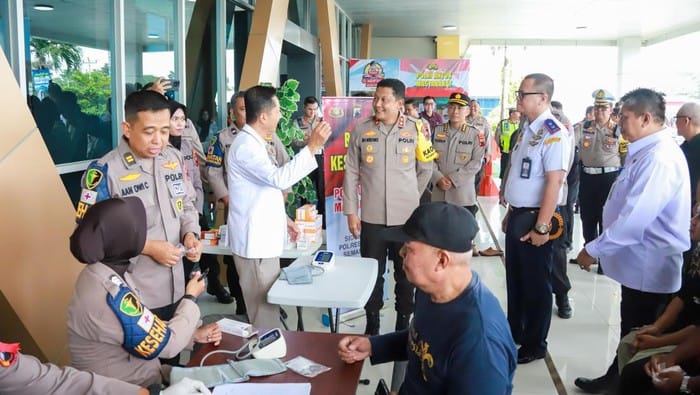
[510,208,564,240]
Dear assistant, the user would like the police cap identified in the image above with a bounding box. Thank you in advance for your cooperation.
[448,92,470,106]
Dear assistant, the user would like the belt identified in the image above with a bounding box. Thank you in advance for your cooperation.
[582,166,619,175]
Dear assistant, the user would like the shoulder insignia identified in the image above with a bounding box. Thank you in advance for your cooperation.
[85,167,104,190]
[364,130,377,137]
[461,124,467,132]
[443,124,449,132]
[77,161,110,222]
[120,173,141,182]
[398,114,406,128]
[123,152,136,166]
[544,119,561,134]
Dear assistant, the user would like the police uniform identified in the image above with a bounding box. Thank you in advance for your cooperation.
[431,118,486,211]
[67,263,200,386]
[496,118,519,179]
[292,116,326,220]
[179,137,203,214]
[467,113,492,188]
[343,114,434,333]
[578,89,628,246]
[76,139,200,312]
[204,124,290,312]
[504,110,571,359]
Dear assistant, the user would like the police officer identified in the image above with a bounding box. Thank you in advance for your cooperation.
[344,78,435,335]
[432,92,486,215]
[292,96,325,220]
[577,89,627,274]
[503,73,571,364]
[495,108,520,180]
[75,90,201,323]
[205,90,290,313]
[467,98,492,189]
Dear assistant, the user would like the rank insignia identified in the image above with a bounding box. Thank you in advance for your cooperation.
[120,173,141,182]
[123,152,136,166]
[544,119,561,134]
[162,161,178,170]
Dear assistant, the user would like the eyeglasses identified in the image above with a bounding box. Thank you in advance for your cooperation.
[674,115,691,122]
[516,91,543,100]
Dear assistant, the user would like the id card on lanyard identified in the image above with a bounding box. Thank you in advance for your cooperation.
[520,157,532,179]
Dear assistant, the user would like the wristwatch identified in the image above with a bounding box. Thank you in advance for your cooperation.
[681,375,692,394]
[533,222,550,235]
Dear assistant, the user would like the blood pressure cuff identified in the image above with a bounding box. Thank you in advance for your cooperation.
[279,265,313,285]
[170,359,287,387]
[105,276,171,360]
[510,207,564,241]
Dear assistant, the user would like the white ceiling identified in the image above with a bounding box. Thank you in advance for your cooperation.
[335,0,700,44]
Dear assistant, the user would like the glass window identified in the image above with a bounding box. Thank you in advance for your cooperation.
[0,0,9,60]
[25,0,113,165]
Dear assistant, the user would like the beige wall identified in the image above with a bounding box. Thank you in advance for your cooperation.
[371,37,436,59]
[0,51,82,364]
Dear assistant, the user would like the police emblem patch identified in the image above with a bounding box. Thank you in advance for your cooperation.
[176,198,183,212]
[120,292,143,317]
[120,173,141,182]
[85,169,103,190]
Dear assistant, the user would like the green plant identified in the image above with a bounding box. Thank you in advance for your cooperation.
[274,79,317,216]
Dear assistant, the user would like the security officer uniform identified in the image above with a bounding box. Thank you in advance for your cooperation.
[431,95,486,213]
[205,124,290,311]
[68,263,200,386]
[496,118,519,179]
[504,110,571,360]
[76,138,200,316]
[578,89,627,250]
[343,113,434,334]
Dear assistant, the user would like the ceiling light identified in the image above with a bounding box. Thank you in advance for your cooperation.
[576,26,587,30]
[442,24,457,31]
[147,33,160,39]
[33,4,54,11]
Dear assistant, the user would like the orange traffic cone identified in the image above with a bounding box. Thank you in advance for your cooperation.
[478,138,500,197]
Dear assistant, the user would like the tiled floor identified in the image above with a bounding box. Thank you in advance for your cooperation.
[196,195,622,395]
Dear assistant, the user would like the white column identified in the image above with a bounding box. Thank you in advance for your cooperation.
[616,36,642,97]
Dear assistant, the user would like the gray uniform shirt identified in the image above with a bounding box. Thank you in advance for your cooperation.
[431,122,486,206]
[77,139,200,308]
[179,137,204,214]
[578,120,624,167]
[343,115,433,226]
[67,263,200,387]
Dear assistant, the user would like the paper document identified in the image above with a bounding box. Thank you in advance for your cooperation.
[212,383,311,395]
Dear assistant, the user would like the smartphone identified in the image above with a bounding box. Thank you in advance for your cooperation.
[170,79,180,91]
[198,267,210,281]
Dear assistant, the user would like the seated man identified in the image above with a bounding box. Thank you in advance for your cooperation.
[337,202,517,394]
[67,197,221,387]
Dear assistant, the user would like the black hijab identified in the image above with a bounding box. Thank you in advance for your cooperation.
[70,197,147,275]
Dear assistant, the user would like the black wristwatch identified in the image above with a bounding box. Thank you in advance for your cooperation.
[681,375,692,394]
[182,294,198,303]
[533,222,550,235]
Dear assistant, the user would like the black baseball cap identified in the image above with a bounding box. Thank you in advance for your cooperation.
[383,202,479,253]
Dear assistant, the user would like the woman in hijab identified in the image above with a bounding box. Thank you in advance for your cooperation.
[67,197,221,387]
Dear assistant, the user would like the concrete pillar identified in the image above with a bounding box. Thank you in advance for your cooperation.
[315,0,342,96]
[616,37,642,97]
[239,0,289,89]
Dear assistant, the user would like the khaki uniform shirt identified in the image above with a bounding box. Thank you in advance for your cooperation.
[67,263,200,387]
[579,120,625,167]
[468,114,493,156]
[180,137,204,214]
[206,124,290,201]
[431,122,486,206]
[76,139,200,309]
[343,114,434,226]
[0,352,141,395]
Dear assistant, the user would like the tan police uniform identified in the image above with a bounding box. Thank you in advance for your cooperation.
[579,120,625,169]
[0,352,142,395]
[206,124,290,202]
[343,114,433,226]
[431,122,486,207]
[76,139,200,310]
[468,114,493,156]
[67,263,200,387]
[179,137,204,214]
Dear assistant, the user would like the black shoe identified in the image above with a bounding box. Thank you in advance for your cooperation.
[556,296,572,319]
[207,283,234,304]
[396,314,411,330]
[517,348,546,364]
[568,258,579,265]
[235,300,247,316]
[365,311,380,335]
[574,375,612,393]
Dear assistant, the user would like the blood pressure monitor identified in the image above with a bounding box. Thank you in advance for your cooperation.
[312,250,335,269]
[251,328,287,359]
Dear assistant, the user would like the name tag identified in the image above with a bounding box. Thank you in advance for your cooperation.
[520,157,532,179]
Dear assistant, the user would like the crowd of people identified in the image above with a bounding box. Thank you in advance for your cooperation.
[8,67,700,395]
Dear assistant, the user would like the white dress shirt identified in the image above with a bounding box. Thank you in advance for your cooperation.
[586,129,691,293]
[227,125,317,259]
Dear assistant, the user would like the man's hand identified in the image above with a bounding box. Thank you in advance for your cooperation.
[576,248,597,271]
[636,325,661,337]
[653,368,684,394]
[143,240,182,267]
[220,196,229,207]
[287,217,301,242]
[347,214,361,238]
[161,377,211,395]
[183,232,202,262]
[520,230,549,247]
[645,354,677,377]
[436,177,452,191]
[501,212,510,234]
[306,121,332,154]
[635,334,662,351]
[184,271,206,298]
[193,322,222,346]
[499,192,508,207]
[338,336,371,364]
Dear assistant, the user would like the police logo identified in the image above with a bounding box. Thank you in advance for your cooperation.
[461,154,468,161]
[366,145,374,152]
[85,169,103,190]
[366,155,375,164]
[162,161,179,170]
[176,198,184,212]
[595,89,606,99]
[120,173,141,182]
[402,155,409,164]
[119,292,143,317]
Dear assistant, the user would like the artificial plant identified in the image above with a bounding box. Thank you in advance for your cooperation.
[273,79,318,217]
